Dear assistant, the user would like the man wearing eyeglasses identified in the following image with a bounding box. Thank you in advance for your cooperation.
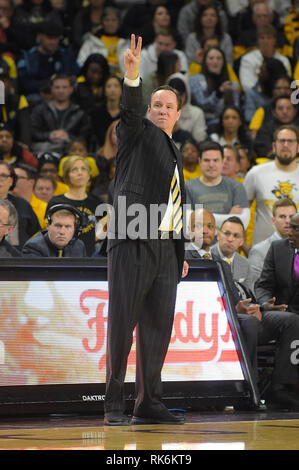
[244,124,299,245]
[0,198,21,257]
[211,216,255,294]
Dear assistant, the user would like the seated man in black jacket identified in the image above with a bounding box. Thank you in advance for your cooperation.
[185,208,299,411]
[0,198,21,257]
[22,204,86,258]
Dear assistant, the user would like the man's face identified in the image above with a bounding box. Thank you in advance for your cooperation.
[0,163,12,197]
[222,148,240,178]
[0,204,13,241]
[190,210,215,250]
[273,99,296,124]
[51,78,73,102]
[273,205,297,238]
[155,34,176,55]
[288,214,299,249]
[253,5,272,27]
[34,178,55,202]
[47,214,76,249]
[12,168,34,197]
[217,221,244,257]
[148,89,181,136]
[273,129,299,166]
[38,33,60,55]
[199,150,223,180]
[258,33,276,57]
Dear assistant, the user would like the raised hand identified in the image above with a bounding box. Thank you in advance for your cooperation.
[124,34,142,81]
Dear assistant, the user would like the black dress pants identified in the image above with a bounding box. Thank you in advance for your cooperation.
[238,310,299,386]
[105,238,179,415]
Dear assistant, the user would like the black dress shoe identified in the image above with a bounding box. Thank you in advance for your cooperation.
[104,412,131,426]
[266,389,299,411]
[131,408,185,425]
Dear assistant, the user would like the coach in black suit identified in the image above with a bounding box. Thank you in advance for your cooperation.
[254,213,299,409]
[104,35,188,426]
[186,208,299,410]
[255,214,299,315]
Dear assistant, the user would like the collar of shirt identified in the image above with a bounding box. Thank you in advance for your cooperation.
[190,242,211,258]
[273,231,282,241]
[217,243,235,264]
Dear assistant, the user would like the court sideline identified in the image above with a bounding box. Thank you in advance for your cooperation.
[0,409,299,451]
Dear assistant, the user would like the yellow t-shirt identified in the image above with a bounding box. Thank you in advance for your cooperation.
[55,180,70,196]
[183,165,202,182]
[101,35,119,67]
[30,193,47,229]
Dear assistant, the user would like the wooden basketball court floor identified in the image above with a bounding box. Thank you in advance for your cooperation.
[0,409,299,451]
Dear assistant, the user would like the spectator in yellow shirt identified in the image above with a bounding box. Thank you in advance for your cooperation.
[181,140,202,182]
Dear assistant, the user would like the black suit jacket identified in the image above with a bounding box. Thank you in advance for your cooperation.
[107,81,186,277]
[255,238,299,313]
[22,230,87,258]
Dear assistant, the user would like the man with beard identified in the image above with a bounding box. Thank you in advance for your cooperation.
[244,124,299,245]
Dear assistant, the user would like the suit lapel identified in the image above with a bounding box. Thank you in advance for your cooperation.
[286,245,299,308]
[286,243,296,285]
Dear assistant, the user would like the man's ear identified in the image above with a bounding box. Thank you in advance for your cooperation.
[5,225,14,236]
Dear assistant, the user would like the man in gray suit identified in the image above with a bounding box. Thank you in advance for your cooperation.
[248,198,297,286]
[211,216,255,295]
[104,34,188,426]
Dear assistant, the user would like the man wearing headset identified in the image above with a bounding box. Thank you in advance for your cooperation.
[22,204,86,257]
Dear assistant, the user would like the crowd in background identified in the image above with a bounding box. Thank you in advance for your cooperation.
[0,0,298,259]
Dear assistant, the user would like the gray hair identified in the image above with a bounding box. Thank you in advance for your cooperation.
[0,199,18,226]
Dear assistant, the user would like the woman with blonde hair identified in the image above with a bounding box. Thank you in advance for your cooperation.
[47,155,104,256]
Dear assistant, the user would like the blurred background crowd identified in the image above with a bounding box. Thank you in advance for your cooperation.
[0,0,298,259]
